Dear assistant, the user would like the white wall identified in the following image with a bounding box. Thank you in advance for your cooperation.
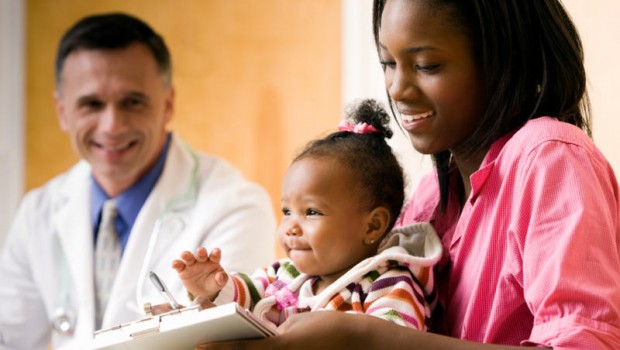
[341,0,620,195]
[0,0,25,248]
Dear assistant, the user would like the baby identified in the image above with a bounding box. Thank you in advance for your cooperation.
[173,99,442,330]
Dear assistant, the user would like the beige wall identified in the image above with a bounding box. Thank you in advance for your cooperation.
[23,1,620,252]
[26,0,341,258]
[562,0,620,175]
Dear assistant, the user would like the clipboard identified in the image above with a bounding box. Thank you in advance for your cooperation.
[83,302,276,350]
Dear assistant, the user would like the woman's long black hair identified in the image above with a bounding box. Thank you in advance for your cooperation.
[373,0,591,211]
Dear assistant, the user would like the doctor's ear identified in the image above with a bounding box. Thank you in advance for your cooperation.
[54,90,69,132]
[163,86,175,125]
[363,206,390,245]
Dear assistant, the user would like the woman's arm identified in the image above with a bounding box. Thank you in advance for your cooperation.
[195,311,548,350]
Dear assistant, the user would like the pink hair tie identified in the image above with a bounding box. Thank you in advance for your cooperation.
[337,120,379,134]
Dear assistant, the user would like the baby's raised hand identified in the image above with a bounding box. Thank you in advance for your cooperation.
[172,247,228,301]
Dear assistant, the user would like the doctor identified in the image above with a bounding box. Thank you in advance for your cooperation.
[0,12,276,350]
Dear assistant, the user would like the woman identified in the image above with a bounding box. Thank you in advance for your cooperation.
[198,0,620,348]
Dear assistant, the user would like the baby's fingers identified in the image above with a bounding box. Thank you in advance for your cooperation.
[195,247,209,262]
[180,250,198,266]
[171,259,187,272]
[193,295,217,310]
[215,271,228,287]
[208,248,222,264]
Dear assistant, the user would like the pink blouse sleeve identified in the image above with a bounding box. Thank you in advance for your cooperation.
[516,140,620,349]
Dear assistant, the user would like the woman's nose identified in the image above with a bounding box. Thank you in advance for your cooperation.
[387,66,418,102]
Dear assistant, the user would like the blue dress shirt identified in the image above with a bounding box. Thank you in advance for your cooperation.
[91,134,171,254]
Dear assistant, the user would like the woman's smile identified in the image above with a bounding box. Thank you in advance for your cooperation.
[400,110,435,132]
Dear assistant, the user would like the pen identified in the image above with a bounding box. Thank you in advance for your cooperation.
[149,271,181,310]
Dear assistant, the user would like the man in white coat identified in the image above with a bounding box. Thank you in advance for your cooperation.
[0,13,276,350]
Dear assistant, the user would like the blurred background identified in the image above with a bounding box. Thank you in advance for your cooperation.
[1,0,619,254]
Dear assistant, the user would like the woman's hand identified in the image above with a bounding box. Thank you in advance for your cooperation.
[192,310,529,350]
[194,311,381,350]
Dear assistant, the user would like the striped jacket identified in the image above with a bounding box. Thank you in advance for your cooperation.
[213,222,442,330]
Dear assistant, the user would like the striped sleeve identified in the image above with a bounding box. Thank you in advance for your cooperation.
[224,259,300,311]
[224,260,280,309]
[351,264,431,330]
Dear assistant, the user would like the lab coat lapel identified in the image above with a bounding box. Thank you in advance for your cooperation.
[105,135,195,325]
[53,161,96,335]
[143,136,197,261]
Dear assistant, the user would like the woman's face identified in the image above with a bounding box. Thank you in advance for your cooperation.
[378,0,486,156]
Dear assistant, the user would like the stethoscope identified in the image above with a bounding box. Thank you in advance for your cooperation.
[52,235,76,336]
[51,142,199,336]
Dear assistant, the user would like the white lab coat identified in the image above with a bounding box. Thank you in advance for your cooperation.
[0,134,277,350]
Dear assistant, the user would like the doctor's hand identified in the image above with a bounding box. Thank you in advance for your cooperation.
[172,247,229,301]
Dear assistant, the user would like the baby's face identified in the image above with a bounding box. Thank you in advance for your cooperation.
[278,157,374,285]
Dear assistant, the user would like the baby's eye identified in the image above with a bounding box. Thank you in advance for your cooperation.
[281,208,291,216]
[306,209,322,216]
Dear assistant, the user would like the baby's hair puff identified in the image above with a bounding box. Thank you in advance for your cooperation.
[295,99,405,232]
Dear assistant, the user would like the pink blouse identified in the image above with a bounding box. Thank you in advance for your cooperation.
[397,117,620,349]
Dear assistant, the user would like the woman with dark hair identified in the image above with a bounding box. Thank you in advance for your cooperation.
[198,1,620,349]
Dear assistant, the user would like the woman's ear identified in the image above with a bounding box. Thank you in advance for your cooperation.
[363,206,391,245]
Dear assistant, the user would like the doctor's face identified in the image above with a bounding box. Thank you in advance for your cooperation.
[55,43,174,196]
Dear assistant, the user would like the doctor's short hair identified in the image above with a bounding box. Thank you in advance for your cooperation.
[55,12,172,89]
[294,99,405,232]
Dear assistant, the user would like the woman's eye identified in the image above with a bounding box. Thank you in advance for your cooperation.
[379,59,396,70]
[415,64,440,72]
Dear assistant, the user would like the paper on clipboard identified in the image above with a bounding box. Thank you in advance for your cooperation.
[81,302,276,350]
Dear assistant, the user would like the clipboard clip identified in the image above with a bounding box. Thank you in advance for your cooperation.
[129,317,161,339]
[93,316,160,340]
[94,306,202,342]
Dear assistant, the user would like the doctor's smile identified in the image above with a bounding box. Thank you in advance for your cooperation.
[91,137,139,157]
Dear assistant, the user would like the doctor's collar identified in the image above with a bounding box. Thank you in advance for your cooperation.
[90,133,172,233]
